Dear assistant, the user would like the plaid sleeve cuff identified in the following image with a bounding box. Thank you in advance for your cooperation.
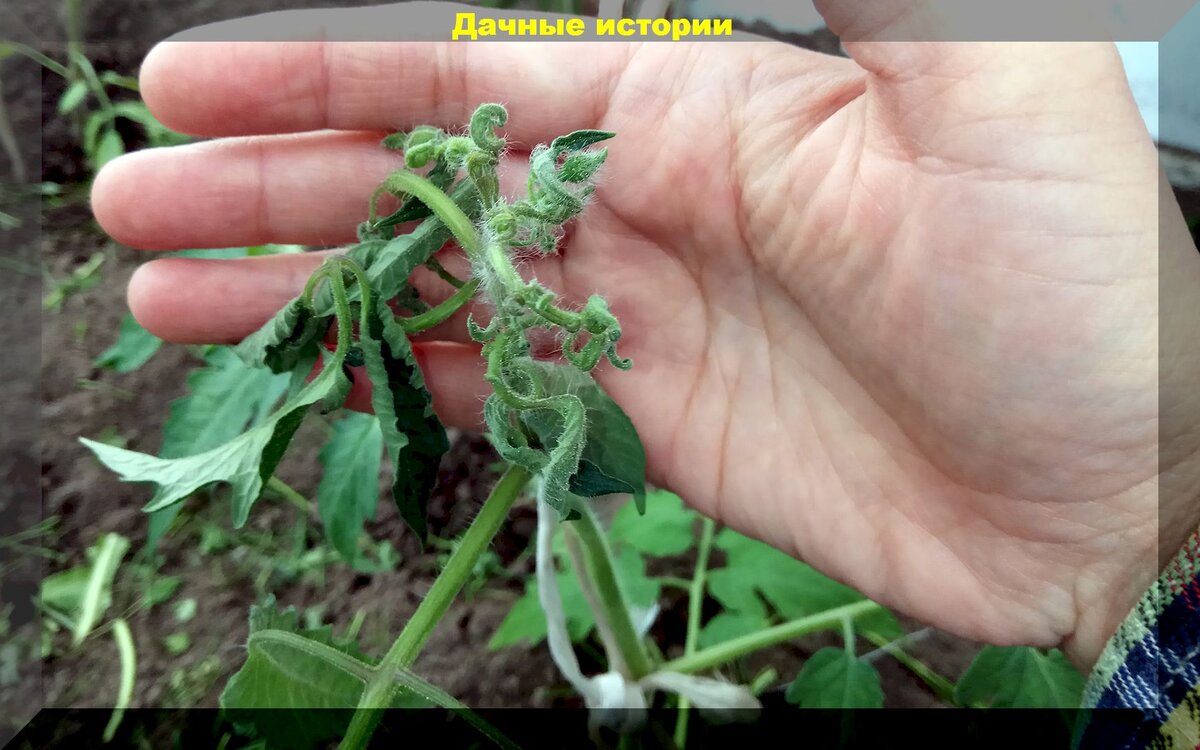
[1076,529,1200,749]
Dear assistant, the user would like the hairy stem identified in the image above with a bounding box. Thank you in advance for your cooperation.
[484,238,523,294]
[425,257,467,288]
[373,170,482,259]
[673,516,715,747]
[325,265,354,359]
[398,278,480,333]
[660,600,883,676]
[568,505,655,680]
[338,465,532,750]
[333,256,374,326]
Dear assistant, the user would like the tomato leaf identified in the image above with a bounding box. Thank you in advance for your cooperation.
[550,130,616,155]
[145,347,290,547]
[707,529,901,639]
[609,489,696,557]
[488,573,593,650]
[519,361,647,508]
[360,304,449,544]
[954,646,1084,708]
[94,313,162,373]
[697,611,767,649]
[81,349,349,528]
[234,295,326,374]
[316,413,383,564]
[221,599,411,750]
[366,156,465,234]
[785,648,884,708]
[330,180,480,307]
[234,179,476,374]
[224,598,514,749]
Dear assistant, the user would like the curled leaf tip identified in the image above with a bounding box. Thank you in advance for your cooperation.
[469,103,508,154]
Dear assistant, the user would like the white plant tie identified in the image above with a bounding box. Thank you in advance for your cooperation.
[535,492,761,735]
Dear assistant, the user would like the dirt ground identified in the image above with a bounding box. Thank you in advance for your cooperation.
[2,1,987,745]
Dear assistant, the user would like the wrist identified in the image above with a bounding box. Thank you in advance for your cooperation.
[1065,440,1200,674]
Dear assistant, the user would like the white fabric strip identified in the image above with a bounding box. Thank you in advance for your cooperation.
[534,487,761,733]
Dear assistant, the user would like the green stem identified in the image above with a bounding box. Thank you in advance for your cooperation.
[0,77,27,183]
[68,50,113,116]
[103,617,135,743]
[484,238,523,292]
[325,263,355,358]
[338,465,532,750]
[673,516,715,748]
[515,284,581,330]
[661,600,883,676]
[399,278,479,333]
[425,257,466,288]
[266,477,309,513]
[683,518,715,657]
[331,256,376,340]
[373,170,482,258]
[657,576,693,591]
[7,43,71,78]
[861,630,957,704]
[64,0,84,76]
[300,265,330,311]
[569,505,655,680]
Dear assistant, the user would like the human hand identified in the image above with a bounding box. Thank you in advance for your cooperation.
[90,1,1200,670]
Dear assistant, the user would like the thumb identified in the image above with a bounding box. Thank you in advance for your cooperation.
[812,0,1191,44]
[812,0,1113,46]
[811,0,1150,174]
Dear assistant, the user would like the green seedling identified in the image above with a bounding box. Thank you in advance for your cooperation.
[82,103,644,749]
[43,251,104,311]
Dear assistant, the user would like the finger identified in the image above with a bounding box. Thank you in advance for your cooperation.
[140,4,631,143]
[124,247,555,344]
[92,130,531,250]
[128,252,491,431]
[128,252,329,343]
[811,0,1152,42]
[811,1,1147,174]
[811,0,1128,101]
[342,341,488,431]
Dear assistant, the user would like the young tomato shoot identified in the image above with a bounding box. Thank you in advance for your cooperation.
[82,103,669,745]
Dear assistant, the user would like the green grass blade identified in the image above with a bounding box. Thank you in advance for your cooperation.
[72,532,129,646]
[103,618,136,742]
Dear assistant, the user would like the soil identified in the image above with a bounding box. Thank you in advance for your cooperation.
[3,1,985,745]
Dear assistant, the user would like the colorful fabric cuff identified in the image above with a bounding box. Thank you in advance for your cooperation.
[1077,529,1200,749]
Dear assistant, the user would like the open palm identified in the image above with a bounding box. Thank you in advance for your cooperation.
[91,3,1199,669]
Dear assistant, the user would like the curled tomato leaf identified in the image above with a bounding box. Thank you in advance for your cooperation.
[519,361,647,511]
[359,302,448,544]
[80,349,350,528]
